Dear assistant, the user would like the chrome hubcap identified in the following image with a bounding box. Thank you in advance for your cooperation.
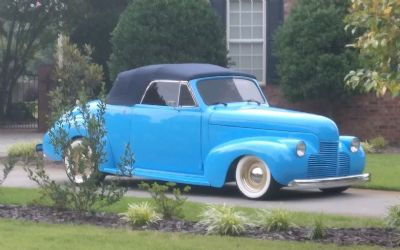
[65,140,93,184]
[241,159,267,192]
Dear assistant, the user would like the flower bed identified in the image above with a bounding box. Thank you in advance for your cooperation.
[0,204,398,248]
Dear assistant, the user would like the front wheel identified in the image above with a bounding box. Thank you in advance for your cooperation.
[235,156,280,199]
[64,139,105,184]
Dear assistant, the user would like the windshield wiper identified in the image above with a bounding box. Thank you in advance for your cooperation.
[212,102,228,106]
[245,99,261,105]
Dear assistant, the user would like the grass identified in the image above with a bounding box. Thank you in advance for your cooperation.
[356,154,400,191]
[0,187,385,228]
[0,219,386,250]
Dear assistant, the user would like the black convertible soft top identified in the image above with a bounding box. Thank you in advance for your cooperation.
[106,63,256,106]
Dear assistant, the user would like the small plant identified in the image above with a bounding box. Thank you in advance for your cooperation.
[361,141,376,154]
[308,216,326,240]
[138,182,190,219]
[386,205,400,229]
[198,203,248,236]
[257,208,291,232]
[370,136,389,152]
[7,142,37,164]
[120,202,160,227]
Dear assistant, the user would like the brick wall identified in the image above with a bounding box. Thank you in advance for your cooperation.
[263,84,400,143]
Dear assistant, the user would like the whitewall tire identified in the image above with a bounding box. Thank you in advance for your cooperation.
[235,156,278,199]
[64,139,95,184]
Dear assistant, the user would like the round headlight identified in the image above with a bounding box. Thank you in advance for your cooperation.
[296,141,306,157]
[350,137,360,153]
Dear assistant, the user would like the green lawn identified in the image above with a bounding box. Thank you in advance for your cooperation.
[356,154,400,191]
[0,219,386,250]
[0,187,385,228]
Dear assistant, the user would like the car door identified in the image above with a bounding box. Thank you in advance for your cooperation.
[131,81,203,175]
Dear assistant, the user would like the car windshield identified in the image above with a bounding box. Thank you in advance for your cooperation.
[197,78,265,105]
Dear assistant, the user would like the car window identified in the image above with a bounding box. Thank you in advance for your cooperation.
[197,78,265,105]
[141,81,180,106]
[179,84,196,107]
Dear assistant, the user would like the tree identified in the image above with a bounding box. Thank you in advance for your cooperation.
[48,35,104,122]
[109,0,228,79]
[274,0,357,111]
[345,0,400,97]
[66,0,127,87]
[0,0,63,118]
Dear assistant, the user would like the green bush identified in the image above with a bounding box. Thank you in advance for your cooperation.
[274,0,357,108]
[386,205,400,229]
[109,0,228,79]
[308,216,326,240]
[138,182,190,219]
[198,204,248,236]
[370,136,389,152]
[7,142,37,161]
[361,141,376,154]
[257,208,291,232]
[120,202,160,227]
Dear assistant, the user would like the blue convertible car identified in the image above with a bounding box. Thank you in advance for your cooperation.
[40,63,369,199]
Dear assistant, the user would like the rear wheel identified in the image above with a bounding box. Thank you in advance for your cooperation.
[235,156,280,199]
[64,139,105,184]
[320,186,350,194]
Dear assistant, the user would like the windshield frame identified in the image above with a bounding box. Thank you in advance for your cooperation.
[193,76,268,107]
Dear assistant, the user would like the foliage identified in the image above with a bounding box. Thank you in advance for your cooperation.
[257,208,291,232]
[361,141,376,154]
[25,40,133,212]
[109,0,228,79]
[138,182,190,219]
[369,136,389,151]
[308,216,326,240]
[198,203,248,236]
[274,0,357,108]
[1,142,37,186]
[67,0,127,86]
[49,35,104,122]
[120,202,160,227]
[361,136,389,154]
[386,205,400,229]
[7,142,37,162]
[345,0,400,97]
[0,0,64,118]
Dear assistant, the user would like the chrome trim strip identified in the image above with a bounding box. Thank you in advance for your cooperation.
[288,173,370,189]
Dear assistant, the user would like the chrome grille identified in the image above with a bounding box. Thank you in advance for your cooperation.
[307,142,339,178]
[338,152,350,176]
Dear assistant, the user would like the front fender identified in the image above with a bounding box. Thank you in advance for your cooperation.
[204,137,309,187]
[42,117,115,171]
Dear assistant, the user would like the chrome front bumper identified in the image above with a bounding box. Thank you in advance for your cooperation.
[288,173,370,189]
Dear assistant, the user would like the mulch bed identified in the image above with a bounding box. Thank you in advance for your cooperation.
[0,204,398,248]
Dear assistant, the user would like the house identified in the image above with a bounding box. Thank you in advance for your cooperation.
[209,0,293,85]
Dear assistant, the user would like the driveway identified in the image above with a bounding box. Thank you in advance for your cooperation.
[0,129,399,218]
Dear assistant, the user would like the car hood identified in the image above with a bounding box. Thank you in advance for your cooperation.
[209,106,339,141]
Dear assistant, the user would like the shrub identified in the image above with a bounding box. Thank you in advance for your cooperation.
[198,204,248,236]
[7,142,37,163]
[25,38,133,212]
[138,182,190,219]
[257,208,291,232]
[386,205,400,229]
[370,136,389,152]
[361,141,376,154]
[308,216,326,240]
[274,0,357,111]
[120,202,160,227]
[109,0,228,79]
